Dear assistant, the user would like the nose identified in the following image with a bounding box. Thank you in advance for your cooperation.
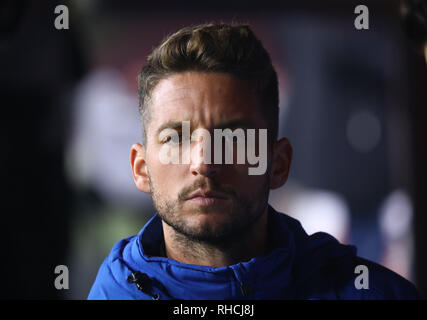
[189,136,220,178]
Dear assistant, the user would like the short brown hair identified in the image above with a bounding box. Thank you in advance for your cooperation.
[138,23,279,146]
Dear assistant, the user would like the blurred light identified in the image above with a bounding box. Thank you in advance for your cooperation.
[288,189,350,243]
[346,110,382,153]
[379,189,413,241]
[66,67,149,207]
[378,189,414,280]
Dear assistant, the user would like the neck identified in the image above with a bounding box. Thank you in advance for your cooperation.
[161,207,271,267]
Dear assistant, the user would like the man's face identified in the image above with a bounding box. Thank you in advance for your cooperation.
[143,71,272,244]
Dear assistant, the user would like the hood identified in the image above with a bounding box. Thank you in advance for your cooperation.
[88,205,357,300]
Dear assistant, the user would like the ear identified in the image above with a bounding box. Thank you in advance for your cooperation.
[269,137,293,189]
[130,143,151,194]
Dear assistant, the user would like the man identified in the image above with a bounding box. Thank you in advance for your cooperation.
[88,23,420,299]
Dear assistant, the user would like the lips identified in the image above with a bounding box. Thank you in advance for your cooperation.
[186,189,229,200]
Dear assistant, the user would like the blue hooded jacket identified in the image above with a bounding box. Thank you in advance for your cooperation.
[88,205,420,300]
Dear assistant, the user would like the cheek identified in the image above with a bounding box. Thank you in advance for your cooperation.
[227,167,269,195]
[147,156,185,195]
[150,164,178,186]
[242,176,270,205]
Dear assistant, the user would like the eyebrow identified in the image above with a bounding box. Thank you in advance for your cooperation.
[156,121,184,137]
[215,119,257,130]
[155,118,257,137]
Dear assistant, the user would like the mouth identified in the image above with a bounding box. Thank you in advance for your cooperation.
[185,189,229,206]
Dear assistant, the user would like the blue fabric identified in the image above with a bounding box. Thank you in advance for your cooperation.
[88,205,420,300]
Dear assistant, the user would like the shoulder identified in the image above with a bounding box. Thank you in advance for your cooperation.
[87,236,151,300]
[348,256,420,299]
[304,255,421,300]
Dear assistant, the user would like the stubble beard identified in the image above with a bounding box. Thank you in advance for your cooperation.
[147,168,270,248]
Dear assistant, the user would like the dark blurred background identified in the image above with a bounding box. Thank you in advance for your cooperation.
[0,0,426,299]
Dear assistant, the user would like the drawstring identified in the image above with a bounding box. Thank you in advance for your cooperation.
[127,271,159,300]
[118,256,160,299]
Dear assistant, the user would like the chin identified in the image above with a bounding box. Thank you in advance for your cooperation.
[187,210,230,226]
[183,213,235,240]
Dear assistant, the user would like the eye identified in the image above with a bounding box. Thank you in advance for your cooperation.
[162,133,181,144]
[161,136,171,143]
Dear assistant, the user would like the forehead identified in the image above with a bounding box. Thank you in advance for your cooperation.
[147,72,265,135]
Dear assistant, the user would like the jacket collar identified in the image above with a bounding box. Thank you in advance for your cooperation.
[124,205,301,299]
